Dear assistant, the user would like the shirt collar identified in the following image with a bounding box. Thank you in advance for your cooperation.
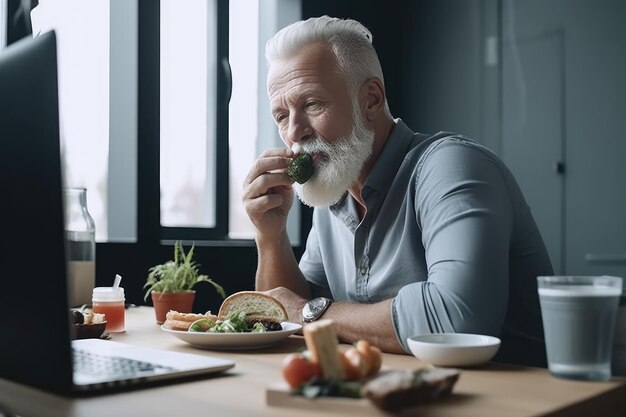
[363,118,416,193]
[328,119,417,215]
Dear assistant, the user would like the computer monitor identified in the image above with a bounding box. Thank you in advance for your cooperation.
[0,31,75,389]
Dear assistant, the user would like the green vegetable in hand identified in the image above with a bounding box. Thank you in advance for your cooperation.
[287,153,314,184]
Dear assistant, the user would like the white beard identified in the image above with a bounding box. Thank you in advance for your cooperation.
[291,109,375,207]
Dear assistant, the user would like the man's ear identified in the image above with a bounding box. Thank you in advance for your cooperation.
[361,77,386,121]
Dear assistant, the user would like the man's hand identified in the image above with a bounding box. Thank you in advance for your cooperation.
[242,148,295,239]
[248,149,310,298]
[263,286,308,324]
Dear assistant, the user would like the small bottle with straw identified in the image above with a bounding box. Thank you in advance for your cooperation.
[92,274,126,332]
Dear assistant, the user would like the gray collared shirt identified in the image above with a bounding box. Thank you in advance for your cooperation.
[299,119,553,366]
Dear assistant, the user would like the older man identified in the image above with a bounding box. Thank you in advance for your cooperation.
[242,16,553,367]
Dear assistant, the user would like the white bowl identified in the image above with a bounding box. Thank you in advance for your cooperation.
[407,333,501,367]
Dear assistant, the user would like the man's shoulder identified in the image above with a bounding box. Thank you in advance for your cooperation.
[411,132,482,155]
[410,133,499,170]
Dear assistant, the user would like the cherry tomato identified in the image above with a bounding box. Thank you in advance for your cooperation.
[282,353,319,388]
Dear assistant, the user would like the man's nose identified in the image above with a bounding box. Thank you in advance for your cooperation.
[286,111,313,144]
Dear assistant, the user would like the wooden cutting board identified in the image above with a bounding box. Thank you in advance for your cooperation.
[266,384,387,416]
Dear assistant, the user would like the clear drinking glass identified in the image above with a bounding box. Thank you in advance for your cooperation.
[538,275,623,381]
[64,187,96,307]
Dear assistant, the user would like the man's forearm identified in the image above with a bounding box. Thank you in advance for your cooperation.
[323,299,405,354]
[255,231,311,298]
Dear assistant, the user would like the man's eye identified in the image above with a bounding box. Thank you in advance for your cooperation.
[274,114,287,123]
[305,101,319,109]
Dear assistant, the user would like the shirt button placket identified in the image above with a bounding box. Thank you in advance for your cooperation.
[356,260,369,300]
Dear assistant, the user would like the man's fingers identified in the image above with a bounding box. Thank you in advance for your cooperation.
[260,147,294,159]
[243,171,294,201]
[244,156,292,186]
[244,193,285,214]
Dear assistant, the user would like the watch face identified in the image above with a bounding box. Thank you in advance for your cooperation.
[303,297,331,322]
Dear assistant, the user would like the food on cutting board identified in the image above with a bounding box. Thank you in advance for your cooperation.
[279,319,460,411]
[340,340,383,380]
[302,319,346,380]
[302,319,382,382]
[282,353,321,389]
[361,368,460,411]
[280,319,382,388]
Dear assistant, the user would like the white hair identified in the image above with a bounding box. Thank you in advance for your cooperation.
[266,15,391,116]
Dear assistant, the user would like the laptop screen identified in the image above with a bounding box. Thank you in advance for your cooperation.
[0,31,74,390]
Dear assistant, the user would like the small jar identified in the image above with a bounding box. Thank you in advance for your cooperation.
[92,287,125,332]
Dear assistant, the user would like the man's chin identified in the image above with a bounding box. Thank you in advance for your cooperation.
[293,183,346,207]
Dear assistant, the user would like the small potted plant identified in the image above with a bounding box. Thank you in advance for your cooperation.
[144,241,225,324]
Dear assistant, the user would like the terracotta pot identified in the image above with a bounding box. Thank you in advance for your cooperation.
[151,290,196,324]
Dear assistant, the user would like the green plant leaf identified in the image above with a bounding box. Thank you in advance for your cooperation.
[143,241,226,301]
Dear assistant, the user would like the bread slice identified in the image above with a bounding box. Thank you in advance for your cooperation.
[163,310,218,331]
[218,291,288,322]
[361,368,461,411]
[303,319,343,380]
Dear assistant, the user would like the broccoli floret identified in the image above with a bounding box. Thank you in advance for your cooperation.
[287,153,314,184]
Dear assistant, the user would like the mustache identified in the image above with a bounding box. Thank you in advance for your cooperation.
[291,137,331,155]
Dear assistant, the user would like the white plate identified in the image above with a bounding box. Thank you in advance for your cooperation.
[407,333,501,367]
[161,322,302,350]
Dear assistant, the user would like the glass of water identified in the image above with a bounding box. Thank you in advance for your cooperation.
[538,275,622,381]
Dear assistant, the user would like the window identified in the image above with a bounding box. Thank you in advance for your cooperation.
[160,0,216,229]
[0,0,7,49]
[22,0,302,245]
[228,0,303,242]
[227,0,259,238]
[158,0,302,242]
[29,0,113,242]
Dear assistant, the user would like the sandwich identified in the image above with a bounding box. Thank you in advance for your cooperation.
[218,291,288,331]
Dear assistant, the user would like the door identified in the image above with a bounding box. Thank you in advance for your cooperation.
[501,0,626,278]
[502,31,565,272]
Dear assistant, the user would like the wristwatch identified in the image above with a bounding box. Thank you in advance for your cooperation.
[302,297,333,323]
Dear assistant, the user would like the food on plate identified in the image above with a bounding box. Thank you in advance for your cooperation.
[286,152,314,184]
[71,308,107,339]
[302,319,344,380]
[188,318,216,332]
[361,367,461,411]
[163,310,218,331]
[218,291,287,331]
[194,311,272,333]
[172,291,288,334]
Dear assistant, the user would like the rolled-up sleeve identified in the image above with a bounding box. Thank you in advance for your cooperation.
[393,138,513,352]
[299,221,334,299]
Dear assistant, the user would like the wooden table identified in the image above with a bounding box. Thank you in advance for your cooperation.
[0,306,624,417]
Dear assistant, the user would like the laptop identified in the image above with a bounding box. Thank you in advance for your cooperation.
[0,31,234,395]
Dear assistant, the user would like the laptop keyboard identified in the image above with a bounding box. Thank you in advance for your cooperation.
[73,348,176,381]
